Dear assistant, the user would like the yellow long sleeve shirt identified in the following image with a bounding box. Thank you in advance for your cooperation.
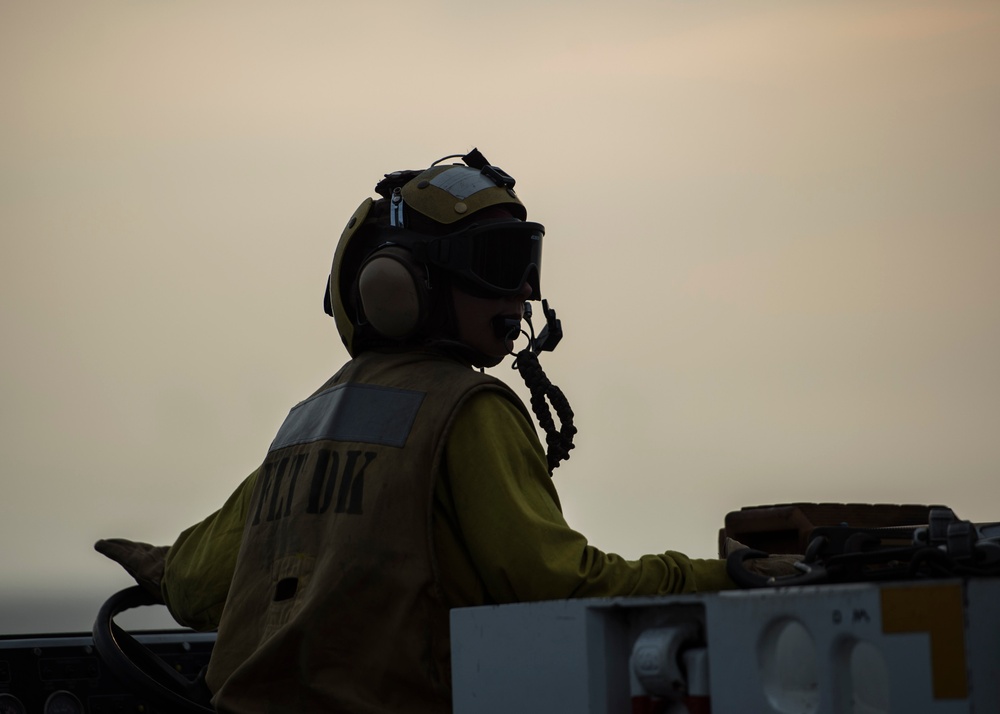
[162,390,733,631]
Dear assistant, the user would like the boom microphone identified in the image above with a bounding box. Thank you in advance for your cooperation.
[492,315,522,342]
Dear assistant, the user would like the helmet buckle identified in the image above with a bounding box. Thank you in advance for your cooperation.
[480,164,516,189]
[389,187,404,227]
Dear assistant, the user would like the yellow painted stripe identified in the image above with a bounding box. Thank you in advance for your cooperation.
[881,583,967,699]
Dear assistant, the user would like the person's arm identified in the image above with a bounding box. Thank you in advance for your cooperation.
[444,393,734,603]
[161,470,260,630]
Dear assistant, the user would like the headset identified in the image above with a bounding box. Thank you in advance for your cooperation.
[355,245,430,341]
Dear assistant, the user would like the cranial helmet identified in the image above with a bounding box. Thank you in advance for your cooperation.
[324,150,575,474]
[324,149,545,357]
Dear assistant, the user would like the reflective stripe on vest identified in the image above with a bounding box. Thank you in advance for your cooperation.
[269,383,425,452]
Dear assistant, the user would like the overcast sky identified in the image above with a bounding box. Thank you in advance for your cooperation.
[2,0,999,633]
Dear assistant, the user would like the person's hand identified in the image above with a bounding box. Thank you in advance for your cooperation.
[94,538,168,602]
[724,537,802,580]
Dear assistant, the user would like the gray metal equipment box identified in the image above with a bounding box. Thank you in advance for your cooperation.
[451,578,1000,714]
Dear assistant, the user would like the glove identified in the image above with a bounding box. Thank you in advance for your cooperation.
[724,537,802,580]
[94,538,169,602]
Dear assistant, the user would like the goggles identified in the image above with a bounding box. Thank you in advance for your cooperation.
[423,220,544,299]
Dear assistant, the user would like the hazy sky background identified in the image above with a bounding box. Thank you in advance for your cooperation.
[2,0,999,633]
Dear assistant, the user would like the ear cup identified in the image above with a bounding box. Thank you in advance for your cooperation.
[357,248,427,339]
